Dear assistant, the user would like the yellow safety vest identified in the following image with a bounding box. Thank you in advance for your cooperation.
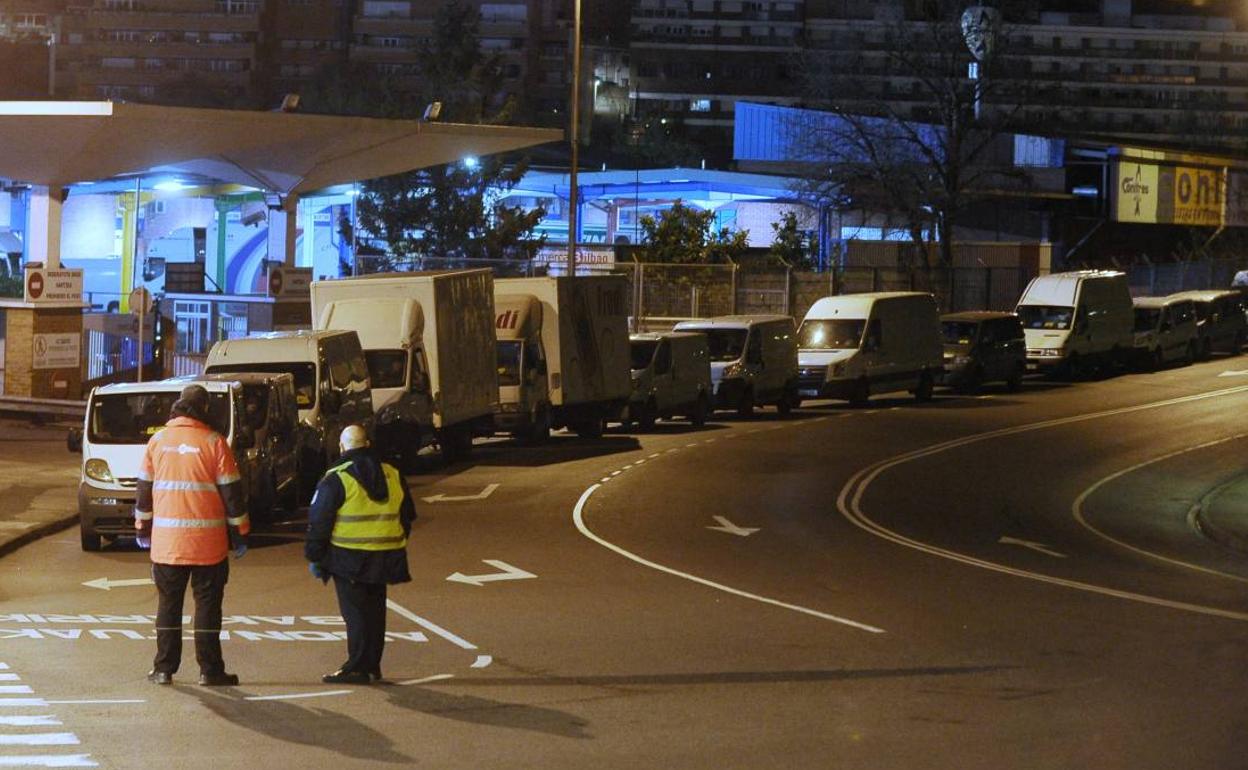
[329,462,407,551]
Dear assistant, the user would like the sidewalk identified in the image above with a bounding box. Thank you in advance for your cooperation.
[0,419,81,559]
[1196,475,1248,555]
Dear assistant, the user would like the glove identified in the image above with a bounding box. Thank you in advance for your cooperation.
[135,536,151,550]
[308,562,329,583]
[228,530,248,560]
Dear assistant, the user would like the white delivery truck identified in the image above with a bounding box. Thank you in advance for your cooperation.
[1015,270,1133,377]
[310,269,497,465]
[796,292,943,405]
[494,276,631,440]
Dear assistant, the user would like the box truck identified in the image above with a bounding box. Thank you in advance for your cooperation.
[311,269,497,465]
[494,276,631,440]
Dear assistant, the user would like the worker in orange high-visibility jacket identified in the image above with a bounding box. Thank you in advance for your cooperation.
[134,384,250,687]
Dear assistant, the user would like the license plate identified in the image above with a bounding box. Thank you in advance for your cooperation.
[798,389,819,398]
[1026,363,1039,372]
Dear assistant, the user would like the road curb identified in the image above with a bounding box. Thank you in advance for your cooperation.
[1194,474,1248,555]
[0,515,78,560]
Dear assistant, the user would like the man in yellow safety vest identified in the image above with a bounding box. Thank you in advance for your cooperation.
[305,425,415,684]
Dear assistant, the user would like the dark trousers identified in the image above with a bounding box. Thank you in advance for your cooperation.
[332,575,387,676]
[152,559,230,676]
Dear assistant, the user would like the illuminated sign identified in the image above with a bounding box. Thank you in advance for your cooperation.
[1116,162,1158,223]
[1171,166,1222,226]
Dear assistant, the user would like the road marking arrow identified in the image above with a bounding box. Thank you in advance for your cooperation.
[706,516,759,537]
[1219,370,1248,377]
[422,483,500,504]
[998,536,1066,559]
[446,559,536,587]
[82,577,155,591]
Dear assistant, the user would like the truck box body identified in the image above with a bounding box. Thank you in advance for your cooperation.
[495,276,631,411]
[311,270,496,430]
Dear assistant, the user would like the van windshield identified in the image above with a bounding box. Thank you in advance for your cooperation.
[1133,308,1160,332]
[365,350,407,389]
[798,319,865,350]
[89,391,230,445]
[696,329,748,362]
[630,340,658,370]
[206,363,316,407]
[941,321,978,345]
[496,341,522,387]
[1017,305,1073,330]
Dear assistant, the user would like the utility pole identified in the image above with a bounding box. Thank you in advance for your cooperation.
[567,0,582,277]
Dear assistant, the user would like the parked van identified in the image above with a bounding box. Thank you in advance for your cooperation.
[75,377,285,551]
[673,315,799,417]
[627,332,713,429]
[1016,270,1133,377]
[938,311,1026,392]
[1131,296,1199,369]
[796,292,943,405]
[1167,289,1246,358]
[204,329,373,481]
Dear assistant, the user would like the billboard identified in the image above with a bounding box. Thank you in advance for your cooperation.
[1116,162,1159,223]
[1113,160,1229,227]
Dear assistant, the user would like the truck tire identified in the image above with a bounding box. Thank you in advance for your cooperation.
[637,399,658,431]
[776,387,796,417]
[850,378,870,407]
[80,526,101,552]
[735,389,755,419]
[439,427,474,464]
[574,418,604,439]
[527,406,551,445]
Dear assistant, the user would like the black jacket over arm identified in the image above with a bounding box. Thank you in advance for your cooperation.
[304,448,414,585]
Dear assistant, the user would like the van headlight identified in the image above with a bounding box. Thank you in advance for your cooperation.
[85,459,114,483]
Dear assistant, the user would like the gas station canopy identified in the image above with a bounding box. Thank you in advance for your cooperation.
[0,101,562,193]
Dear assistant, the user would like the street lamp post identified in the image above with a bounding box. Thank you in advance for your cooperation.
[567,0,582,277]
[960,5,1000,121]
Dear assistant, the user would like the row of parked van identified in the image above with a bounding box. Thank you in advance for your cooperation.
[71,269,1246,551]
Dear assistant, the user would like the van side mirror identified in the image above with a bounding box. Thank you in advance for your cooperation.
[67,427,83,453]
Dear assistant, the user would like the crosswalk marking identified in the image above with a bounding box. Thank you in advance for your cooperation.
[0,664,94,768]
[0,677,17,683]
[0,690,32,696]
[0,756,97,767]
[0,736,78,747]
[0,719,59,728]
[0,701,46,709]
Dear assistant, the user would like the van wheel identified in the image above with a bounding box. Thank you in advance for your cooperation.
[735,389,755,419]
[1065,353,1084,381]
[958,366,982,395]
[1185,341,1197,366]
[689,393,709,427]
[776,387,798,417]
[636,399,658,432]
[80,527,101,552]
[1232,331,1245,355]
[913,370,934,402]
[849,378,870,407]
[1202,337,1213,360]
[1006,364,1024,392]
[1150,347,1164,371]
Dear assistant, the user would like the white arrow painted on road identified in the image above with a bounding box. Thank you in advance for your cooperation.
[1219,370,1248,377]
[82,577,154,591]
[998,536,1066,559]
[422,483,500,504]
[446,559,536,587]
[706,516,759,537]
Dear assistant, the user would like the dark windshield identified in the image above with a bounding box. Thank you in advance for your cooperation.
[798,319,866,350]
[206,363,316,408]
[89,391,230,444]
[693,329,748,362]
[496,341,521,387]
[630,340,658,370]
[941,321,979,345]
[365,350,407,389]
[1134,308,1160,332]
[1017,305,1073,331]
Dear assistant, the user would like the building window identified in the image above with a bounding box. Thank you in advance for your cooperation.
[690,98,711,112]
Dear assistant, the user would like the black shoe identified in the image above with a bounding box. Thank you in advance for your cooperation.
[368,672,384,684]
[321,669,370,685]
[147,670,172,685]
[198,672,239,687]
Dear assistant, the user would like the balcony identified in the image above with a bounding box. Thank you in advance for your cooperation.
[73,40,256,59]
[79,10,260,32]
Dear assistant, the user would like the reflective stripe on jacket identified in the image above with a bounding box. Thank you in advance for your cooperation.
[140,416,249,565]
[329,462,407,551]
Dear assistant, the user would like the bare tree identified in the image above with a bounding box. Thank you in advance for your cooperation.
[793,1,1043,267]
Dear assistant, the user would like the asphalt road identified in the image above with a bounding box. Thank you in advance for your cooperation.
[1,358,1247,769]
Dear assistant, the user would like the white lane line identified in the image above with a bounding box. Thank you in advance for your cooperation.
[648,453,661,459]
[1072,433,1248,585]
[244,691,352,702]
[665,448,678,453]
[471,655,492,669]
[0,665,7,670]
[0,718,61,727]
[573,484,884,634]
[837,383,1248,623]
[599,477,611,483]
[386,599,478,651]
[0,701,47,708]
[0,756,97,767]
[0,734,79,746]
[634,459,646,466]
[396,674,455,687]
[685,442,698,448]
[610,470,622,477]
[43,701,144,706]
[0,676,18,682]
[0,687,32,695]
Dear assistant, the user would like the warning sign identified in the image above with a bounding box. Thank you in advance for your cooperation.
[23,266,83,304]
[266,266,312,298]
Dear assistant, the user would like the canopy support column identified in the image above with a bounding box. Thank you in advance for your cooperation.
[25,185,63,268]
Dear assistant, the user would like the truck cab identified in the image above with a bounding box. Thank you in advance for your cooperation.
[494,294,552,442]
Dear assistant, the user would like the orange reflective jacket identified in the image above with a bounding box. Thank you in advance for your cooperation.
[136,416,248,565]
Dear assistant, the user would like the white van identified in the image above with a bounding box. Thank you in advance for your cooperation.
[204,330,373,478]
[796,292,943,405]
[1131,296,1198,369]
[627,331,713,428]
[672,315,799,417]
[1016,270,1133,377]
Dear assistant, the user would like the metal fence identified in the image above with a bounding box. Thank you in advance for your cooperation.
[1124,258,1248,296]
